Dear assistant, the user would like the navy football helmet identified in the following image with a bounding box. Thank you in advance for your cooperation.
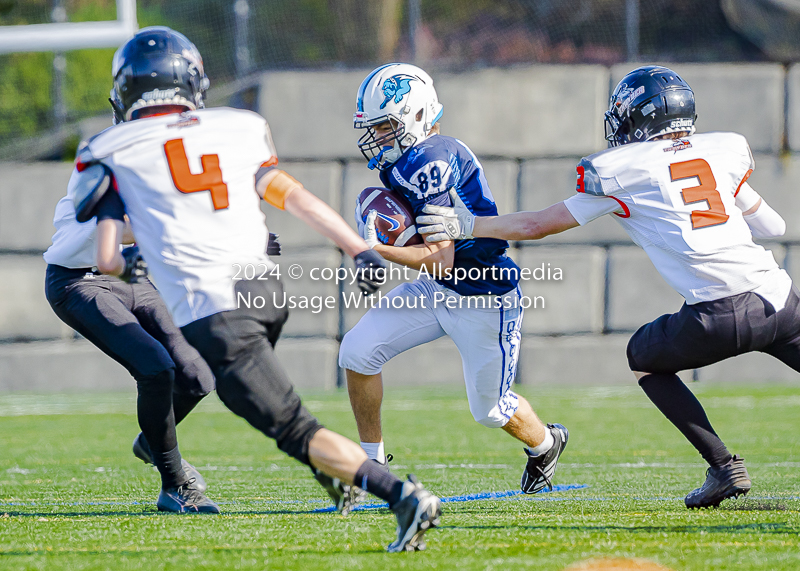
[110,26,210,123]
[604,66,696,147]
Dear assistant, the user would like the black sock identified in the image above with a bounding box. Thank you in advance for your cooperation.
[152,445,188,489]
[639,373,733,467]
[354,460,405,507]
[136,368,186,488]
[136,391,205,459]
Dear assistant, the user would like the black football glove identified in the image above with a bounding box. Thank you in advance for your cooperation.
[119,246,148,283]
[354,249,387,296]
[267,232,281,256]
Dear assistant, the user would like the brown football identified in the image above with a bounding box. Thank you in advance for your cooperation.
[357,187,423,246]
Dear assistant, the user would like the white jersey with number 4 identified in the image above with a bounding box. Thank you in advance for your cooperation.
[564,132,792,309]
[83,107,277,326]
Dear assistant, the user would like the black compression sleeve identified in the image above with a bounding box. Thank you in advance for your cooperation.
[255,164,277,186]
[95,190,126,222]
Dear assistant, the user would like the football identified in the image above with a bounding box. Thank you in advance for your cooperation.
[356,187,423,246]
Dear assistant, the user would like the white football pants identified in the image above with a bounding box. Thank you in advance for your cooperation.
[339,276,523,428]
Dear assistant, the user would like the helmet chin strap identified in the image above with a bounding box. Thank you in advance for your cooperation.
[368,146,392,170]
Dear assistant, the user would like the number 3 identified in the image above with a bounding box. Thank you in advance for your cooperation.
[669,158,728,230]
[164,139,229,210]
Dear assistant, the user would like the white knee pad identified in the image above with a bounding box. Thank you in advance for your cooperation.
[338,328,385,375]
[469,390,519,428]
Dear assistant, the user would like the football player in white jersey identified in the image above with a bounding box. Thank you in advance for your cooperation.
[340,63,569,498]
[76,27,440,552]
[417,65,793,509]
[44,183,216,511]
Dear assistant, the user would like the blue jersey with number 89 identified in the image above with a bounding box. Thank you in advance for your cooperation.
[379,134,519,295]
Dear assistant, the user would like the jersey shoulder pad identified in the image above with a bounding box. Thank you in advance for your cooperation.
[208,107,276,159]
[73,163,113,223]
[403,135,453,170]
[725,132,755,174]
[576,157,620,197]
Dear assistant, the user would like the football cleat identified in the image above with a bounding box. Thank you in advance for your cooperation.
[157,479,219,514]
[132,433,207,493]
[313,469,361,516]
[685,455,751,509]
[521,423,569,494]
[387,475,441,553]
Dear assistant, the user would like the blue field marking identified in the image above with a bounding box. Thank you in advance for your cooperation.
[311,484,590,513]
[6,490,799,511]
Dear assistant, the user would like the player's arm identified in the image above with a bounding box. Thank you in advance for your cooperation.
[93,189,127,276]
[417,188,579,242]
[96,218,125,275]
[257,166,387,294]
[355,200,454,271]
[735,182,786,238]
[93,192,148,282]
[472,204,579,241]
[257,168,369,258]
[374,235,454,272]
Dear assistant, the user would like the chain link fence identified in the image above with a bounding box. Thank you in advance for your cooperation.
[0,0,795,154]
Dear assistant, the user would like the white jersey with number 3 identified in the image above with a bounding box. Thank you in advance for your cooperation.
[564,132,792,309]
[83,107,277,326]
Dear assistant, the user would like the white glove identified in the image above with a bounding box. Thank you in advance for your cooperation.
[361,210,380,249]
[416,188,475,242]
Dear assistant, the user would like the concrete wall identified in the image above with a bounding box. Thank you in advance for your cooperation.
[3,62,800,391]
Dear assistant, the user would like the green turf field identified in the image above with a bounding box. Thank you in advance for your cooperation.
[0,384,798,570]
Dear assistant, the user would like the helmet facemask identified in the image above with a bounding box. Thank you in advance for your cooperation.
[355,114,417,170]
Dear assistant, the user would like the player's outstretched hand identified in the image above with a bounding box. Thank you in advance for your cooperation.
[417,188,475,242]
[267,232,281,256]
[120,246,148,283]
[354,248,387,296]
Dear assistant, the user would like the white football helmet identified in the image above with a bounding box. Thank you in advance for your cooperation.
[354,63,444,170]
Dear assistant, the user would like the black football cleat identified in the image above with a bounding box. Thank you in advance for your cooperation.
[314,469,361,516]
[387,475,441,553]
[157,479,220,514]
[132,433,207,493]
[685,455,751,509]
[521,423,569,494]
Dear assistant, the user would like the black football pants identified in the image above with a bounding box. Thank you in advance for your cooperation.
[180,278,323,466]
[627,286,800,374]
[628,286,800,467]
[45,265,215,484]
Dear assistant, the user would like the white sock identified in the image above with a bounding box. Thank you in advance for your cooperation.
[527,428,554,457]
[360,441,385,463]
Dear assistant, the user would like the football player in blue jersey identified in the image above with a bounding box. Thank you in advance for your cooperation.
[339,63,568,495]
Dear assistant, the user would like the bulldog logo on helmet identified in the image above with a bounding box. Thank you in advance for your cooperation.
[380,75,417,109]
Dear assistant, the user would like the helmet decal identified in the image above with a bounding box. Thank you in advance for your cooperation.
[356,62,396,112]
[380,75,417,109]
[616,85,645,115]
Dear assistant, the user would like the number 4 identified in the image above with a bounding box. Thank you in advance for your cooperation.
[669,158,728,230]
[164,138,229,210]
